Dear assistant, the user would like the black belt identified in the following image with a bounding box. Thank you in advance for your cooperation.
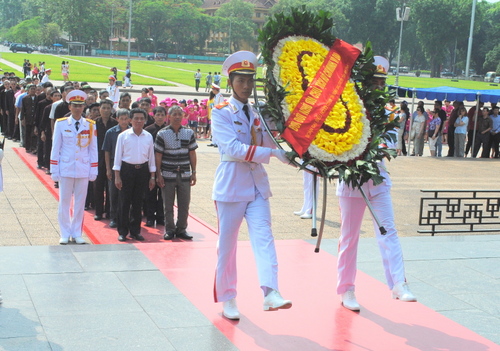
[122,161,148,169]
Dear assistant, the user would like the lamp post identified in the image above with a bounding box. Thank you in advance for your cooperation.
[228,17,232,54]
[465,0,477,79]
[127,0,132,69]
[110,5,114,57]
[395,4,410,87]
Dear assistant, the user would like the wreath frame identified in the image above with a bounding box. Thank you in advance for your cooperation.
[258,6,399,188]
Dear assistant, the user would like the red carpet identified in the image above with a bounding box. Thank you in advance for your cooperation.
[16,147,500,350]
[140,240,500,351]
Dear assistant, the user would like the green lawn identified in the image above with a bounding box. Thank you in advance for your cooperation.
[1,52,498,92]
[386,75,499,91]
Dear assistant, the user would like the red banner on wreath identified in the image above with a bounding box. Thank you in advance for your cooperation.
[281,39,361,157]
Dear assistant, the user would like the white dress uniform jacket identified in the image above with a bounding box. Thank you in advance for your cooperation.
[212,96,276,202]
[50,117,98,180]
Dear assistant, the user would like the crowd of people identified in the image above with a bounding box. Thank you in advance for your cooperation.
[0,72,229,244]
[389,98,500,158]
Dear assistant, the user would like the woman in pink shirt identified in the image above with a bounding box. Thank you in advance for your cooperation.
[148,87,158,108]
[136,88,149,102]
[198,103,208,138]
[442,99,454,144]
[187,104,199,135]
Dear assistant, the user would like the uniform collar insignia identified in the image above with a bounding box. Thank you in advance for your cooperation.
[234,121,242,125]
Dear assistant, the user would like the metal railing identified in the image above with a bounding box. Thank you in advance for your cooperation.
[418,190,500,236]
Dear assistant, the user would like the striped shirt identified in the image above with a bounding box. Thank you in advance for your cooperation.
[154,126,197,180]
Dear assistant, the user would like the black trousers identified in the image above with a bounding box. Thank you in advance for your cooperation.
[43,131,52,169]
[94,165,110,217]
[472,132,490,158]
[117,162,149,236]
[36,133,45,167]
[146,185,164,222]
[108,172,119,222]
[489,133,500,158]
[447,125,456,156]
[465,129,474,155]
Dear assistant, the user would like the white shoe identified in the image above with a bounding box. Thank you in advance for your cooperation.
[392,282,417,302]
[300,213,312,219]
[59,237,69,245]
[293,210,304,216]
[222,298,240,320]
[263,290,292,311]
[341,291,360,311]
[73,237,86,245]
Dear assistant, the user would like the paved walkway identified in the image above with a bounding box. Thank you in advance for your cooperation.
[0,68,499,348]
[1,132,500,349]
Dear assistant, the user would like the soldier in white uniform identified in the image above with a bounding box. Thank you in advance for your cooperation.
[106,75,120,110]
[211,51,293,320]
[50,90,98,244]
[337,57,416,311]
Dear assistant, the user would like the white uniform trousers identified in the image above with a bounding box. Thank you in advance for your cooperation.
[298,171,319,214]
[337,191,406,294]
[58,177,89,239]
[214,192,278,302]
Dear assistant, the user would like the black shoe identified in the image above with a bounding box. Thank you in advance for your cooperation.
[163,231,175,240]
[94,215,102,220]
[118,235,127,242]
[109,220,117,228]
[54,182,59,188]
[45,170,51,175]
[145,220,154,227]
[131,234,145,241]
[176,231,193,240]
[37,165,44,169]
[207,143,214,147]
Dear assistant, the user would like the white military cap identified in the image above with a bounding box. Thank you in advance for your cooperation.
[222,51,258,76]
[66,89,87,104]
[373,56,389,78]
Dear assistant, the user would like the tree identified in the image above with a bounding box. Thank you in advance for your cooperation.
[269,0,347,37]
[5,17,42,44]
[168,2,208,54]
[133,0,171,52]
[484,44,500,73]
[214,0,257,52]
[0,0,24,29]
[413,0,471,77]
[339,0,400,59]
[40,23,62,47]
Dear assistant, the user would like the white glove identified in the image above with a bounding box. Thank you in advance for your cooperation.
[51,174,60,182]
[0,149,3,165]
[89,175,97,182]
[271,149,291,164]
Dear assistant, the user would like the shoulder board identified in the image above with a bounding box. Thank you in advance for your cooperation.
[86,118,96,124]
[215,101,230,109]
[56,117,69,122]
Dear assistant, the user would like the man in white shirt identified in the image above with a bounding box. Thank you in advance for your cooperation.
[40,68,51,84]
[113,108,156,241]
[194,69,201,92]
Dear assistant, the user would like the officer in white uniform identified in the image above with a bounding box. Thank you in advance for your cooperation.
[212,83,224,106]
[336,57,416,311]
[106,75,120,110]
[50,90,98,244]
[211,51,293,320]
